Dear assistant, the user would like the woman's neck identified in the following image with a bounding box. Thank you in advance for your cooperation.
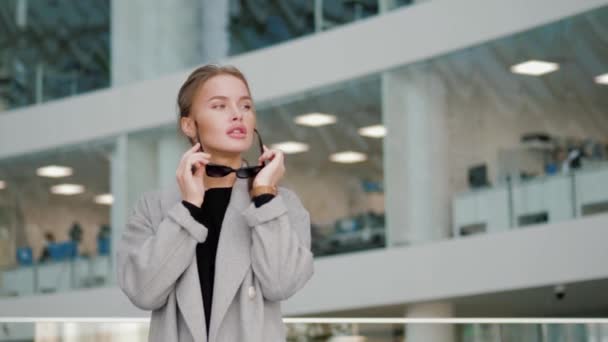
[203,148,241,189]
[204,173,237,189]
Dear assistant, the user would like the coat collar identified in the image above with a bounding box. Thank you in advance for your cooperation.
[160,176,252,342]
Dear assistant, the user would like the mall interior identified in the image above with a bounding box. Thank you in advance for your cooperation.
[0,0,608,341]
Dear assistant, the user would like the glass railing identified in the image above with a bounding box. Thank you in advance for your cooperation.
[228,0,413,55]
[0,253,111,298]
[0,319,606,341]
[0,141,113,299]
[452,160,608,238]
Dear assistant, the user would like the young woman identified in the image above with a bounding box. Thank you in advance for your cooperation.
[116,65,314,342]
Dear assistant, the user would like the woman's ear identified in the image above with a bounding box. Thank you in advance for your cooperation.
[180,116,196,141]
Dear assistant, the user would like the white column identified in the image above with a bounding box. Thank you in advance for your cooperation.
[109,134,159,284]
[382,64,450,246]
[111,0,229,86]
[157,131,190,189]
[378,0,399,12]
[405,301,455,342]
[109,135,127,284]
[201,0,230,63]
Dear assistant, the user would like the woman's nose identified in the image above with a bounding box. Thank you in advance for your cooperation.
[230,104,243,120]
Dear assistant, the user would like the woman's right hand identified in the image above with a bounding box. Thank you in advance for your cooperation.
[176,143,210,206]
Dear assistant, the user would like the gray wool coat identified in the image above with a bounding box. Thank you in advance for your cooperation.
[116,176,314,342]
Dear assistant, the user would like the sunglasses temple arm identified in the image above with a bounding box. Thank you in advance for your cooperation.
[194,121,204,153]
[255,129,266,165]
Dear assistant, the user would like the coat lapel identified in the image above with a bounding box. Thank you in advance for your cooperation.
[160,184,207,342]
[176,256,207,342]
[160,176,252,342]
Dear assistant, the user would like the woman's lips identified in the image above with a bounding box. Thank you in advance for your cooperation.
[227,131,246,139]
[226,124,247,139]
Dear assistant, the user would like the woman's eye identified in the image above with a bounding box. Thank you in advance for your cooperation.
[243,104,251,110]
[212,104,226,109]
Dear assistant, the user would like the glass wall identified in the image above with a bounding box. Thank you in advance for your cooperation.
[0,140,114,298]
[228,0,413,55]
[380,5,608,245]
[255,75,385,257]
[0,0,111,110]
[442,6,608,238]
[0,0,413,111]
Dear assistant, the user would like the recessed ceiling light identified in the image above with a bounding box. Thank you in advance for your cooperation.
[37,165,73,178]
[271,141,310,154]
[94,193,114,205]
[595,73,608,85]
[329,151,368,164]
[50,184,84,195]
[510,60,559,76]
[358,124,386,138]
[0,180,5,189]
[294,113,337,127]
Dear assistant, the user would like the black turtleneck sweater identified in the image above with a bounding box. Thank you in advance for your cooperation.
[181,188,275,338]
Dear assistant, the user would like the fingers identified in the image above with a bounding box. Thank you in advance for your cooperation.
[179,154,209,179]
[177,143,200,176]
[177,144,211,181]
[185,154,211,177]
[258,145,282,164]
[187,152,210,170]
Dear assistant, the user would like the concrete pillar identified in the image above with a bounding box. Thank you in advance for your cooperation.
[109,133,158,284]
[200,0,230,63]
[382,64,450,246]
[157,130,190,189]
[405,302,455,342]
[111,0,229,86]
[109,135,126,284]
[378,0,399,12]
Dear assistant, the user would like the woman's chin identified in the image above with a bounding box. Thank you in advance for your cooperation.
[220,141,250,154]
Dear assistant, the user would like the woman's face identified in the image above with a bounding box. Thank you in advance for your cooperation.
[190,74,256,155]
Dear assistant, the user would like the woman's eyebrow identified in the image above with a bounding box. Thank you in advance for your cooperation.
[207,95,228,102]
[207,95,251,102]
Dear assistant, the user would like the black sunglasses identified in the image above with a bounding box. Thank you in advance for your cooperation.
[191,125,266,178]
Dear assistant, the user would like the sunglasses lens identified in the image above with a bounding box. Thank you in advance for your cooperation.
[206,165,231,177]
[236,166,263,178]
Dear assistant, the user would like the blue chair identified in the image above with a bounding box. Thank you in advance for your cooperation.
[16,247,33,265]
[48,241,78,261]
[98,237,110,256]
[545,163,558,175]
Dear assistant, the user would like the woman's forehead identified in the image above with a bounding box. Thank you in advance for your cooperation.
[199,74,250,100]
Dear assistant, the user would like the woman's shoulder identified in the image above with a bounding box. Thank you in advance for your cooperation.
[277,186,307,212]
[277,185,297,200]
[131,184,181,216]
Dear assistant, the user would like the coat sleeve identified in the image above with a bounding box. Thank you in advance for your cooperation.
[242,188,314,302]
[116,191,209,310]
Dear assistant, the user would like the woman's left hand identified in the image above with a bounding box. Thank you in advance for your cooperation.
[253,145,285,187]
